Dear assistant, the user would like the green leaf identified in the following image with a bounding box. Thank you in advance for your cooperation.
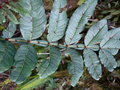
[85,19,108,46]
[10,44,38,84]
[20,0,47,40]
[4,8,19,24]
[47,0,68,42]
[0,10,5,24]
[77,0,86,5]
[7,2,29,16]
[65,0,98,45]
[99,49,117,72]
[83,49,102,80]
[0,41,16,73]
[17,76,50,90]
[67,49,83,87]
[100,28,120,49]
[38,46,61,78]
[2,22,16,38]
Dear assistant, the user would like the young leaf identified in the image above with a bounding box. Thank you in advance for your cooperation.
[20,0,47,40]
[65,0,98,45]
[67,49,83,87]
[0,41,16,73]
[38,46,61,78]
[99,49,117,72]
[83,49,102,80]
[2,22,16,38]
[4,9,19,24]
[100,28,120,49]
[10,44,38,84]
[85,19,108,46]
[47,0,68,42]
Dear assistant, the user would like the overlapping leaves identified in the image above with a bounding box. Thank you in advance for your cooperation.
[67,20,119,86]
[0,0,120,87]
[83,20,119,81]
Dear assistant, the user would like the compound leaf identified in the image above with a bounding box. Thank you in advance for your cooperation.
[47,0,68,42]
[10,44,38,84]
[65,0,98,45]
[20,0,47,40]
[67,49,84,87]
[99,49,117,72]
[0,41,16,73]
[83,49,102,80]
[38,46,61,78]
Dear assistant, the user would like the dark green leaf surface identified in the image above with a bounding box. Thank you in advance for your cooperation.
[10,44,38,84]
[0,41,16,73]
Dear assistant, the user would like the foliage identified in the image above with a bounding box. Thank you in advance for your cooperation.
[0,0,120,88]
[17,76,51,90]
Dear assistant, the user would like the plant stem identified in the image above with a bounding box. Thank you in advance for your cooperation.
[0,38,101,50]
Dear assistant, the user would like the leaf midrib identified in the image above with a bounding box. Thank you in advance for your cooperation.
[68,0,95,44]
